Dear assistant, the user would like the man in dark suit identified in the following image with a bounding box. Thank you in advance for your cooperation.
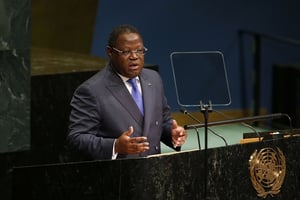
[67,24,187,160]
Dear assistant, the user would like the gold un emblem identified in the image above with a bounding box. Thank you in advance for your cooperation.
[249,147,286,198]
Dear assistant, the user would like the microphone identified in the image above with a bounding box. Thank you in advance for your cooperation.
[180,108,201,149]
[179,109,201,149]
[184,111,294,142]
[184,113,289,129]
[180,108,228,147]
[212,109,263,142]
[187,124,201,150]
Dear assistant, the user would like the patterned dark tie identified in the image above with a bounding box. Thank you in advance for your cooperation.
[127,78,144,115]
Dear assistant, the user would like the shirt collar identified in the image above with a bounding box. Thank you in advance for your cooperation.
[118,73,140,83]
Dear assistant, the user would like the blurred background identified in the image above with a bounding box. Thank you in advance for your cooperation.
[31,0,300,125]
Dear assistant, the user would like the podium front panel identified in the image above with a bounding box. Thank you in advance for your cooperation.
[12,136,300,200]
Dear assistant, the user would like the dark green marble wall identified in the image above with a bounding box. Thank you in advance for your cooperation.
[0,0,30,153]
[0,1,30,199]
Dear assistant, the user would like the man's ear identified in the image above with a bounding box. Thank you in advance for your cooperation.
[106,47,113,58]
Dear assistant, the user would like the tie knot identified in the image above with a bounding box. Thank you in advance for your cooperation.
[128,77,136,83]
[128,78,138,88]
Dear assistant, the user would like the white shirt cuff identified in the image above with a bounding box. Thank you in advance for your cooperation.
[112,139,118,159]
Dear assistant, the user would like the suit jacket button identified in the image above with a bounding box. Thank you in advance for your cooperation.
[155,146,159,150]
[155,121,158,125]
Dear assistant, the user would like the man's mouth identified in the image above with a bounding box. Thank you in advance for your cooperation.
[129,63,139,69]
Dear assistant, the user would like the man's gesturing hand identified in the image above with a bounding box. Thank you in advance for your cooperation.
[115,126,149,154]
[171,120,187,148]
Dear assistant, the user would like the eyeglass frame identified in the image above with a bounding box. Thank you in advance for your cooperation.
[107,46,148,56]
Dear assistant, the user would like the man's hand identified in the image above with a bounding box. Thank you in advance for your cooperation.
[115,126,149,154]
[171,120,187,148]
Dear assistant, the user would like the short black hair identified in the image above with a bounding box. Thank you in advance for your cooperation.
[107,24,142,47]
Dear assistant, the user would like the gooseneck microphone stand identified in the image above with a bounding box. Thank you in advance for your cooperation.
[200,101,213,200]
[200,101,213,150]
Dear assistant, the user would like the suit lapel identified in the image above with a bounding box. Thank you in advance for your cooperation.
[105,67,144,127]
[139,73,156,137]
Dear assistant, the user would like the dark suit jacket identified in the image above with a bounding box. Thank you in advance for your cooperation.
[67,64,177,160]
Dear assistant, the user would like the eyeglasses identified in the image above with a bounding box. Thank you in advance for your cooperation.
[108,46,148,56]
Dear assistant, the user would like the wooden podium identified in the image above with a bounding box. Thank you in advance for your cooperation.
[12,134,300,200]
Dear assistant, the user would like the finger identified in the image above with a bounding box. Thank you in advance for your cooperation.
[177,133,186,142]
[131,136,147,143]
[137,142,150,152]
[141,142,149,152]
[125,126,134,136]
[128,142,149,154]
[138,142,149,149]
[172,137,180,146]
[172,119,178,129]
[173,136,185,147]
[179,129,186,136]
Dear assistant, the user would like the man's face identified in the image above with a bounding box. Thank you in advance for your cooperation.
[107,33,145,78]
